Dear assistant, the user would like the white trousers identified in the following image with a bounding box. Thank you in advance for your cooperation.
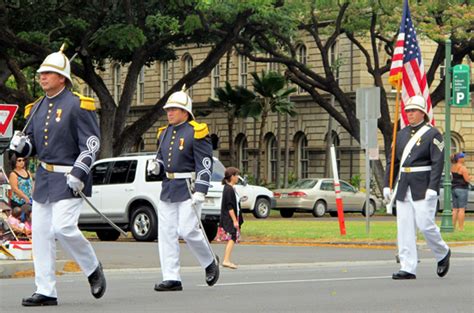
[158,199,213,281]
[396,188,449,275]
[32,199,99,297]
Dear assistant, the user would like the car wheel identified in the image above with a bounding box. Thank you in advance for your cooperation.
[253,198,271,219]
[329,211,338,217]
[280,209,294,218]
[361,200,376,217]
[312,200,326,217]
[130,205,157,242]
[96,229,120,241]
[203,222,218,242]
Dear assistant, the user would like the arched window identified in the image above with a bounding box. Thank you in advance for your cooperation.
[296,44,307,94]
[137,66,145,105]
[112,64,121,104]
[211,63,220,98]
[238,54,248,88]
[236,134,249,174]
[266,134,278,182]
[183,54,193,97]
[450,132,464,156]
[83,85,93,98]
[295,132,309,179]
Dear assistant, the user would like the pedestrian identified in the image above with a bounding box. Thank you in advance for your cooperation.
[450,152,471,231]
[147,86,219,291]
[9,46,105,306]
[9,155,33,209]
[383,95,451,280]
[219,167,244,269]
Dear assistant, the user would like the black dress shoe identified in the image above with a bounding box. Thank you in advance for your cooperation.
[205,255,220,286]
[392,270,416,280]
[154,280,183,291]
[437,249,451,277]
[22,293,57,306]
[88,262,106,299]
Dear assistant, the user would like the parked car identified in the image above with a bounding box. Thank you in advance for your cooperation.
[235,176,276,219]
[273,178,377,218]
[79,154,224,242]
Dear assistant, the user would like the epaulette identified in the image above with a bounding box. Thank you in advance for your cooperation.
[189,120,209,139]
[73,92,96,111]
[24,97,43,118]
[157,126,168,138]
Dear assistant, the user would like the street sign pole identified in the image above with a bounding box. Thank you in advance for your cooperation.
[441,39,454,233]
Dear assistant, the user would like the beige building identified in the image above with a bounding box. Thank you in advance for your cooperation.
[80,36,474,188]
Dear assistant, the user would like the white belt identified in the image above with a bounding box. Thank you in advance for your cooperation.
[41,162,73,173]
[400,166,432,173]
[166,172,195,179]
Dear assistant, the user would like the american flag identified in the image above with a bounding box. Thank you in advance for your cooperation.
[388,0,433,128]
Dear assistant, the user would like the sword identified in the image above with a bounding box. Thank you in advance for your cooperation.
[185,179,218,265]
[78,190,128,237]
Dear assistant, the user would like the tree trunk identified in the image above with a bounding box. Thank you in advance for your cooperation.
[257,99,270,185]
[228,111,235,166]
[284,113,289,188]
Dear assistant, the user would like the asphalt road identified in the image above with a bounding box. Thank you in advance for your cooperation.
[1,243,473,312]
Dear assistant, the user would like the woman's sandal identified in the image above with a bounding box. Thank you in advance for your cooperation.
[222,262,238,269]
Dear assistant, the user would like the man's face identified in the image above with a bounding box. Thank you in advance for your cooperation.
[405,108,425,126]
[39,71,66,95]
[166,107,189,125]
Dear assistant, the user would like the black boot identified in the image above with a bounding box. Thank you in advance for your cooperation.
[437,249,451,277]
[205,255,220,286]
[88,262,106,299]
[22,293,58,306]
[154,280,183,291]
[392,270,416,280]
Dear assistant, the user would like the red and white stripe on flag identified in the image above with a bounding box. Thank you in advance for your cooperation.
[388,0,434,128]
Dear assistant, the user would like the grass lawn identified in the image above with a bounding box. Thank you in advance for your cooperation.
[241,219,474,244]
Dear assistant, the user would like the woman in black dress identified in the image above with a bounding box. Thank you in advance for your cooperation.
[219,167,244,269]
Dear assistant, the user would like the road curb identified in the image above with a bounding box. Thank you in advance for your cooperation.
[0,260,75,279]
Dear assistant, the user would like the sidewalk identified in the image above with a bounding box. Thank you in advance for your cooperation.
[1,241,472,279]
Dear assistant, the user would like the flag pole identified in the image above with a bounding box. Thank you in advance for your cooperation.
[389,77,402,191]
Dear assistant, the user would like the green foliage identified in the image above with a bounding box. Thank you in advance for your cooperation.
[91,24,146,60]
[183,14,203,34]
[145,14,180,35]
[208,81,256,116]
[350,174,361,190]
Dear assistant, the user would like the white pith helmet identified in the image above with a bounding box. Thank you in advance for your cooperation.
[405,95,428,116]
[163,85,194,119]
[37,44,72,84]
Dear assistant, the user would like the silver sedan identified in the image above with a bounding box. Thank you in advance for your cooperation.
[273,178,377,218]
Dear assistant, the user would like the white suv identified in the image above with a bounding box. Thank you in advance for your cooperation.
[235,176,275,218]
[78,154,224,242]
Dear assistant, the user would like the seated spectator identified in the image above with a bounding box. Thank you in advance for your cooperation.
[7,206,31,238]
[9,155,34,209]
[21,203,32,231]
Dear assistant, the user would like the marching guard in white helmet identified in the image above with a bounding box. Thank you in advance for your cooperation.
[10,45,106,306]
[148,85,219,291]
[384,95,450,280]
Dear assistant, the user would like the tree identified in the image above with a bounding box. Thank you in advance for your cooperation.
[0,0,276,157]
[241,70,296,185]
[235,0,473,191]
[207,81,256,166]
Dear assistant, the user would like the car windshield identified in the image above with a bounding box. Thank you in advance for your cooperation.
[211,158,225,182]
[289,179,318,189]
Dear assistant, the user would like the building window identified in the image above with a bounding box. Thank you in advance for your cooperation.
[296,134,309,179]
[184,54,193,97]
[137,66,145,105]
[238,54,248,88]
[237,135,249,174]
[113,64,121,104]
[161,61,169,97]
[211,63,220,98]
[82,85,93,98]
[267,135,278,182]
[439,64,446,80]
[296,44,307,94]
[449,132,464,156]
[267,53,280,72]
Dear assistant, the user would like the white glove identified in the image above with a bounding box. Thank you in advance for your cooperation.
[191,192,206,206]
[425,189,438,201]
[9,131,27,152]
[383,187,392,202]
[67,174,84,193]
[147,159,161,175]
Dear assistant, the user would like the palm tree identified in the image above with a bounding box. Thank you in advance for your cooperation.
[208,82,256,166]
[242,70,296,185]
